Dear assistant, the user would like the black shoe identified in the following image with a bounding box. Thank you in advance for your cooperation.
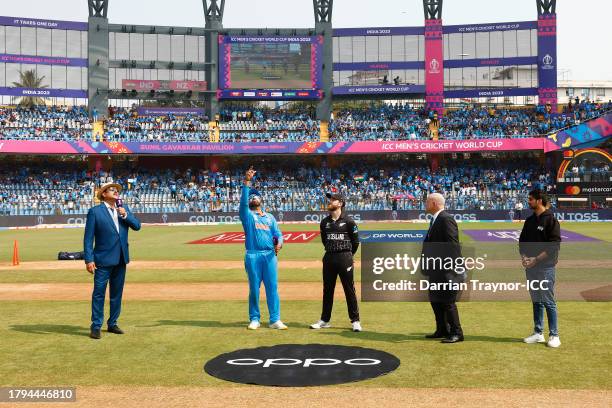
[425,331,449,339]
[441,335,464,343]
[107,326,124,334]
[90,329,101,339]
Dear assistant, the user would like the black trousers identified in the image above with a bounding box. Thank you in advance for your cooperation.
[321,252,360,323]
[430,299,463,336]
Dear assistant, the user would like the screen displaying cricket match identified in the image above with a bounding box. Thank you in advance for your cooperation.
[220,36,322,90]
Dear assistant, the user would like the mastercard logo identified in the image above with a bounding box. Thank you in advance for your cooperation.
[564,186,581,195]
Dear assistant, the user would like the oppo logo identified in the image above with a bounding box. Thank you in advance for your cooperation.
[226,358,381,367]
[205,344,400,386]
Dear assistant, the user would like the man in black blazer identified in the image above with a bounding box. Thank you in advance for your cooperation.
[421,193,464,343]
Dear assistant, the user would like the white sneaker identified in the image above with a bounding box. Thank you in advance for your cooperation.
[269,321,288,330]
[523,333,545,344]
[352,321,362,332]
[547,335,561,348]
[310,320,331,329]
[247,321,260,330]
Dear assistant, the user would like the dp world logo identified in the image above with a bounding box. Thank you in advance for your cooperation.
[429,58,440,74]
[542,54,554,69]
[205,344,400,386]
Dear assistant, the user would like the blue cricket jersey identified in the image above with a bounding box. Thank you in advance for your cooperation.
[239,184,283,251]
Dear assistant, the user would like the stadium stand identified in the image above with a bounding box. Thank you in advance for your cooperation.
[0,157,570,216]
[0,100,609,143]
[0,100,612,142]
[0,105,92,141]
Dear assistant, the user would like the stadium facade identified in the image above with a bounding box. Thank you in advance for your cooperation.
[0,0,559,119]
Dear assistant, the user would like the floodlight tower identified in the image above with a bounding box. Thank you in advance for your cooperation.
[87,0,110,118]
[314,0,333,122]
[204,0,225,120]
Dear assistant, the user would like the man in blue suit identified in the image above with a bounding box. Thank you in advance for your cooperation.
[84,182,141,339]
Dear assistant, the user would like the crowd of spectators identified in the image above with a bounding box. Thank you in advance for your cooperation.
[0,164,94,215]
[218,105,319,142]
[0,105,92,141]
[0,100,609,143]
[0,158,562,216]
[103,106,210,142]
[329,103,431,141]
[440,100,611,139]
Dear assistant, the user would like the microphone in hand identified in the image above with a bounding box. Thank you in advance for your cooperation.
[116,198,127,217]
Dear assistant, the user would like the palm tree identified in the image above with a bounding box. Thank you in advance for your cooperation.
[12,69,48,107]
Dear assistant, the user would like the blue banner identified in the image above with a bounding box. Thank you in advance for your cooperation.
[0,87,87,98]
[444,21,537,34]
[0,15,88,31]
[334,27,424,37]
[0,53,87,67]
[445,88,539,99]
[360,230,427,242]
[332,85,425,95]
[444,56,537,68]
[333,61,423,71]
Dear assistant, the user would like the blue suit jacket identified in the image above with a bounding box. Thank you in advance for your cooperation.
[84,203,141,267]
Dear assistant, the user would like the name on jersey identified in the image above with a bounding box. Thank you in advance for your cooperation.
[255,223,270,231]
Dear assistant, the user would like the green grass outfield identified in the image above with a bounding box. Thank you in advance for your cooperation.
[1,301,611,389]
[0,221,611,389]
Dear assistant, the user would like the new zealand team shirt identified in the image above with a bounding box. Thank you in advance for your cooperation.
[239,185,283,251]
[320,214,360,254]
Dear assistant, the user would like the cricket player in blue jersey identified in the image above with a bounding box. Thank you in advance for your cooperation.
[240,168,287,330]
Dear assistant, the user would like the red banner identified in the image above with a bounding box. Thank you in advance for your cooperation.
[122,80,208,92]
[188,231,320,244]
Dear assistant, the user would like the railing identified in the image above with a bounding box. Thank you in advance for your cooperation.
[2,192,607,216]
[117,190,539,213]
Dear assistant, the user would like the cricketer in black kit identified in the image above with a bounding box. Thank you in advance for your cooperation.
[310,192,362,332]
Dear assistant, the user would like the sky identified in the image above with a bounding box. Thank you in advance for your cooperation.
[2,0,610,81]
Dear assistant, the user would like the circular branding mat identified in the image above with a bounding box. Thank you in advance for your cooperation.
[204,344,400,386]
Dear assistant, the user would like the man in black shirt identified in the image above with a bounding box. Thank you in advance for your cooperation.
[519,190,562,348]
[310,192,362,332]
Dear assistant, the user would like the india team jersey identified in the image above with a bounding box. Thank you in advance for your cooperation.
[239,185,283,251]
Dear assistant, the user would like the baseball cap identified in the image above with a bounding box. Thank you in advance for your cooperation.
[326,192,346,207]
[249,188,262,199]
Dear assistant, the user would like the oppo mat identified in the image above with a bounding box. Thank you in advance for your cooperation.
[204,344,400,386]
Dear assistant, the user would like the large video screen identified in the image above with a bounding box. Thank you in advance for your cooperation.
[219,36,323,90]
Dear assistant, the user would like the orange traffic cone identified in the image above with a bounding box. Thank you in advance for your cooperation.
[12,240,19,266]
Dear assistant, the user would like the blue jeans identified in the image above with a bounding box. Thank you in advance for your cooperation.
[245,250,280,324]
[533,301,558,336]
[91,264,126,330]
[527,265,558,336]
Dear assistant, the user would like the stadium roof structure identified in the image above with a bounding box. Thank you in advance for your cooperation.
[0,0,558,121]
